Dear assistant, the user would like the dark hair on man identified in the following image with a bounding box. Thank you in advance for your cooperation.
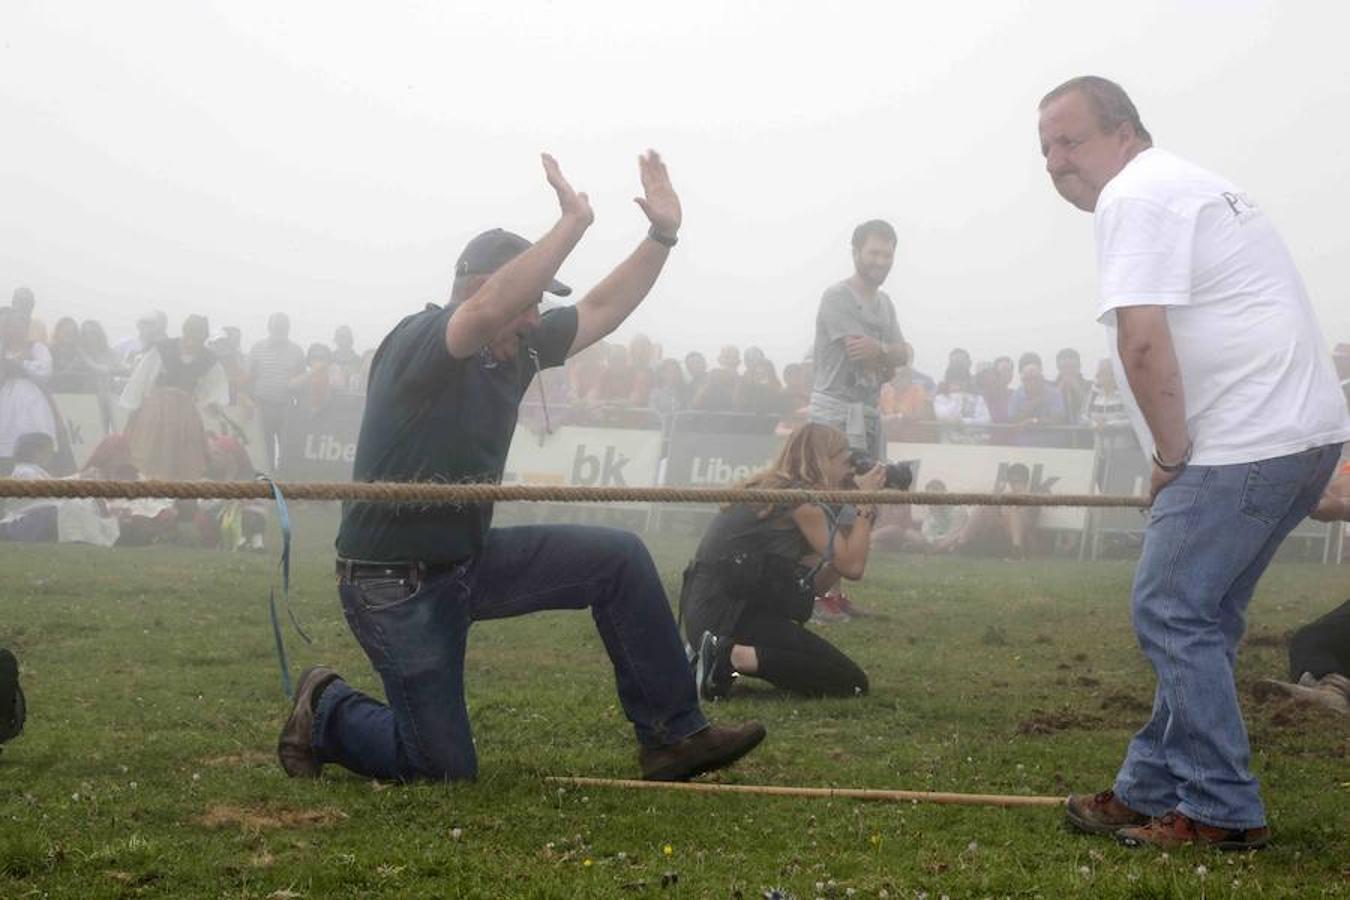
[851,219,897,252]
[1039,75,1153,145]
[1018,351,1043,371]
[13,432,55,465]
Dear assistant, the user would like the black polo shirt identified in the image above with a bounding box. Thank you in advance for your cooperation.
[335,302,578,564]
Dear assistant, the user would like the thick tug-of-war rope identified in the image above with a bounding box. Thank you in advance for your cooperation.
[0,478,1150,508]
[545,776,1066,808]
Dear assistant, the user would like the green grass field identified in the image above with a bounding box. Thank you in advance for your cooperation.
[2,506,1347,899]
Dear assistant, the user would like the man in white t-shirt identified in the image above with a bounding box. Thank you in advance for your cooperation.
[1038,75,1350,851]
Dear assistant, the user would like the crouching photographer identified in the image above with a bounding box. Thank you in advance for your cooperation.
[679,423,887,699]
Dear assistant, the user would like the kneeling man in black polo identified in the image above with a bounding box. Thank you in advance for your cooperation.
[278,151,764,783]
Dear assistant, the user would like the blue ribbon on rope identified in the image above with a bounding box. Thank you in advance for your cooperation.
[258,476,312,698]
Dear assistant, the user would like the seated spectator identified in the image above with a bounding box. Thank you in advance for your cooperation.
[881,365,933,418]
[11,287,48,345]
[950,463,1040,558]
[0,431,110,545]
[690,368,737,412]
[1054,347,1091,424]
[684,350,709,399]
[289,342,345,415]
[333,325,362,384]
[0,433,58,542]
[716,344,741,382]
[114,310,168,370]
[880,365,936,442]
[79,319,124,377]
[994,355,1015,392]
[781,362,811,413]
[587,342,633,406]
[649,358,688,415]
[0,307,57,475]
[870,496,926,553]
[48,317,95,390]
[626,334,656,407]
[916,479,970,553]
[1009,354,1068,446]
[567,341,607,407]
[933,362,992,439]
[947,347,973,383]
[735,359,788,421]
[79,318,126,430]
[81,434,178,546]
[197,434,268,552]
[977,361,1012,424]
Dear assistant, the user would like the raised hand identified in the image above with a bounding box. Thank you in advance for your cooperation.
[542,153,594,228]
[633,150,681,238]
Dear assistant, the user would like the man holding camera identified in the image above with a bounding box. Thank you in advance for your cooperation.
[808,219,910,460]
[277,151,764,785]
[1039,76,1350,850]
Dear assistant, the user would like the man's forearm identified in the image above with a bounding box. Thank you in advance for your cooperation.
[467,216,587,327]
[1117,311,1189,461]
[570,239,671,351]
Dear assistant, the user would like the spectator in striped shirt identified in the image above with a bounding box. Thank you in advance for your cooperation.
[247,312,305,472]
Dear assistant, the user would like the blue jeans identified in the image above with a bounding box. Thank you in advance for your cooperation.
[1113,443,1341,829]
[312,525,708,781]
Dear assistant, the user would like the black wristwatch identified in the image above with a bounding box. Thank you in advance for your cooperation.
[1151,440,1193,473]
[647,225,678,248]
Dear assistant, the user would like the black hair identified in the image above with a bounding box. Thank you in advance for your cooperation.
[851,219,897,252]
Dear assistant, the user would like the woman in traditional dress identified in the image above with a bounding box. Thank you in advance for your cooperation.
[119,314,229,480]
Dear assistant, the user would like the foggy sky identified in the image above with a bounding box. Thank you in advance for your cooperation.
[2,0,1347,376]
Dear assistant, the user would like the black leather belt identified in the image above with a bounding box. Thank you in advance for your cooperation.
[335,558,464,583]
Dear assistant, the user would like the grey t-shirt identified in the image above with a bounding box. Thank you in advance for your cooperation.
[811,280,902,405]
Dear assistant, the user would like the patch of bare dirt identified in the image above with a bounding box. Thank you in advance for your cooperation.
[1100,691,1152,717]
[1016,708,1100,736]
[195,804,348,833]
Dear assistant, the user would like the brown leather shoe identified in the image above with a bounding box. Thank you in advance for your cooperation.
[639,721,766,781]
[1065,789,1149,835]
[277,666,340,778]
[1117,811,1271,851]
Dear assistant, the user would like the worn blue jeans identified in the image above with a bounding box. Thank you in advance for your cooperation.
[1113,443,1341,829]
[312,525,708,782]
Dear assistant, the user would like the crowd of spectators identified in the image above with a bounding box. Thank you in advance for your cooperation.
[4,283,1348,553]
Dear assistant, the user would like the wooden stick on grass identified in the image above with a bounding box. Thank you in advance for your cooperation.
[546,777,1066,808]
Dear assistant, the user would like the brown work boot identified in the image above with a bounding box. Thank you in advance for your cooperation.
[639,721,766,782]
[277,666,340,778]
[1117,810,1271,851]
[1065,788,1149,835]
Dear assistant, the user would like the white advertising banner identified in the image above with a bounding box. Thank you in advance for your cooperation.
[503,425,663,507]
[52,393,108,470]
[887,441,1097,530]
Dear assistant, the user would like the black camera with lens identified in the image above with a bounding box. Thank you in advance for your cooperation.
[847,449,913,491]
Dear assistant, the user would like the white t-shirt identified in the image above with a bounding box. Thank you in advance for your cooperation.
[1094,148,1350,465]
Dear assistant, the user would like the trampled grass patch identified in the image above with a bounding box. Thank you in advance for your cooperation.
[1,508,1347,898]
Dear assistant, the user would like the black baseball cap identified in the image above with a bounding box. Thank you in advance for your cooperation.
[454,228,572,297]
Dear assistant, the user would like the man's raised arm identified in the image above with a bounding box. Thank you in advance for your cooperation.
[445,154,594,359]
[568,150,682,358]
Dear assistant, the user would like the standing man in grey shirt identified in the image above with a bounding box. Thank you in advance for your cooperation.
[809,219,909,459]
[247,312,306,472]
